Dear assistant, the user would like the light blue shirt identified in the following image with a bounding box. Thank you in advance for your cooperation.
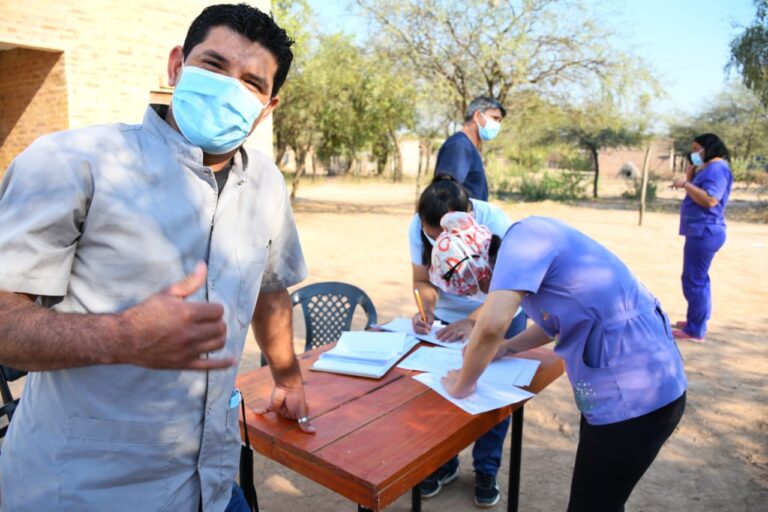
[490,217,687,425]
[0,106,307,510]
[409,199,513,322]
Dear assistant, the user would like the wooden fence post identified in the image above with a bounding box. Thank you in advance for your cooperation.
[639,145,652,226]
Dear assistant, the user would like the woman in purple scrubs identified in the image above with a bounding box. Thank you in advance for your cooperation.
[433,212,687,512]
[671,133,732,342]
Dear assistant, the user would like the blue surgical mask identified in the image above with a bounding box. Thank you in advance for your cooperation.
[477,112,501,141]
[690,150,704,167]
[171,66,266,155]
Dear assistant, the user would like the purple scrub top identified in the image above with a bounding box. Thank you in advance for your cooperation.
[490,217,687,425]
[679,160,732,237]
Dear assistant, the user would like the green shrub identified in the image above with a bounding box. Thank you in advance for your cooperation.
[730,157,768,185]
[518,171,588,201]
[555,154,593,172]
[622,177,658,202]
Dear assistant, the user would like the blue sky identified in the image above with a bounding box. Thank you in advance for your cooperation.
[306,0,757,119]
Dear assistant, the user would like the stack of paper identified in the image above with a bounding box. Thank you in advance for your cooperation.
[310,331,419,379]
[379,317,467,350]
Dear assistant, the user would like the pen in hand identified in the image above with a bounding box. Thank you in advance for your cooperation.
[414,288,428,323]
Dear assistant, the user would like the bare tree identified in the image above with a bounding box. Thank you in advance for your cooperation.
[357,0,628,121]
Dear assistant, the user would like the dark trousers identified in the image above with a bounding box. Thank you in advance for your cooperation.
[682,232,726,337]
[435,312,528,477]
[567,392,686,512]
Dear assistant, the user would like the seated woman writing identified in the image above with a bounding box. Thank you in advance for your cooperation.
[408,177,526,507]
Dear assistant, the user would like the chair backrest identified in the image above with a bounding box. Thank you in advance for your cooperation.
[291,281,378,352]
[1,365,27,440]
[258,282,378,367]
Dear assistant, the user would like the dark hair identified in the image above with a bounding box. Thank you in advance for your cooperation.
[489,235,501,261]
[464,96,507,122]
[694,133,730,163]
[417,178,470,265]
[182,4,294,97]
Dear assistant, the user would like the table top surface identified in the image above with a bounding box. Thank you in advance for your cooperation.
[236,344,564,511]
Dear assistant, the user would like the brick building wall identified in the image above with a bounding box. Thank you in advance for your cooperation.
[598,138,675,178]
[0,48,68,170]
[0,0,272,173]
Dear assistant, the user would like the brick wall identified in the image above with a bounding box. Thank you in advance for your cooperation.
[0,0,272,174]
[598,138,675,178]
[0,48,68,170]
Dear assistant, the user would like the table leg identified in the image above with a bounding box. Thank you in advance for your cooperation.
[507,405,524,512]
[411,486,421,512]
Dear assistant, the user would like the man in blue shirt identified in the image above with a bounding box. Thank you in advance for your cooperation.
[434,96,506,201]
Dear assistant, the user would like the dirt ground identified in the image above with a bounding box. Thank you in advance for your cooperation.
[241,177,768,512]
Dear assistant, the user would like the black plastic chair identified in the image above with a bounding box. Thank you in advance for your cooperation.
[260,282,378,367]
[293,281,378,351]
[1,365,27,441]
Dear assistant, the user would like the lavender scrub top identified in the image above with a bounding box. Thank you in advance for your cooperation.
[679,159,732,237]
[490,217,687,425]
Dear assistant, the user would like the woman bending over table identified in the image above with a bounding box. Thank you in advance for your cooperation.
[434,212,687,512]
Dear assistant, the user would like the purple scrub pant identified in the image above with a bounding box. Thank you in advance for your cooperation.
[682,230,726,338]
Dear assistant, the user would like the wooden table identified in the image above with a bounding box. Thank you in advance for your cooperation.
[237,345,564,511]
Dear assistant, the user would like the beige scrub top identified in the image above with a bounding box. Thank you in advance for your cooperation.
[0,106,307,511]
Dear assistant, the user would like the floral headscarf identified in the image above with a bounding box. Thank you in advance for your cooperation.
[428,212,492,296]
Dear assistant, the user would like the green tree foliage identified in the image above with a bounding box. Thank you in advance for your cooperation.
[549,95,647,199]
[311,37,416,177]
[271,0,317,196]
[729,0,768,107]
[356,0,641,122]
[357,0,658,201]
[271,3,416,200]
[669,84,768,162]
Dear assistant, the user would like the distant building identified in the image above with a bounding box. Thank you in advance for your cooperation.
[0,0,272,173]
[598,138,675,179]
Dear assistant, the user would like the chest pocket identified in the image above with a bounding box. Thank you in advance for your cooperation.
[236,246,269,325]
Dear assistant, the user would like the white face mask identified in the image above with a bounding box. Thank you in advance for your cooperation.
[422,229,437,246]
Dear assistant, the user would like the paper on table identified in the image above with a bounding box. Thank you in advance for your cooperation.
[397,346,541,388]
[311,331,418,379]
[480,357,541,388]
[413,372,535,415]
[326,331,405,362]
[397,346,463,372]
[380,317,467,350]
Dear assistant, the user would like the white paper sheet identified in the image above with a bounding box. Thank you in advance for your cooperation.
[481,358,541,388]
[397,347,541,388]
[380,317,467,350]
[397,346,463,372]
[328,331,407,362]
[413,372,535,415]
